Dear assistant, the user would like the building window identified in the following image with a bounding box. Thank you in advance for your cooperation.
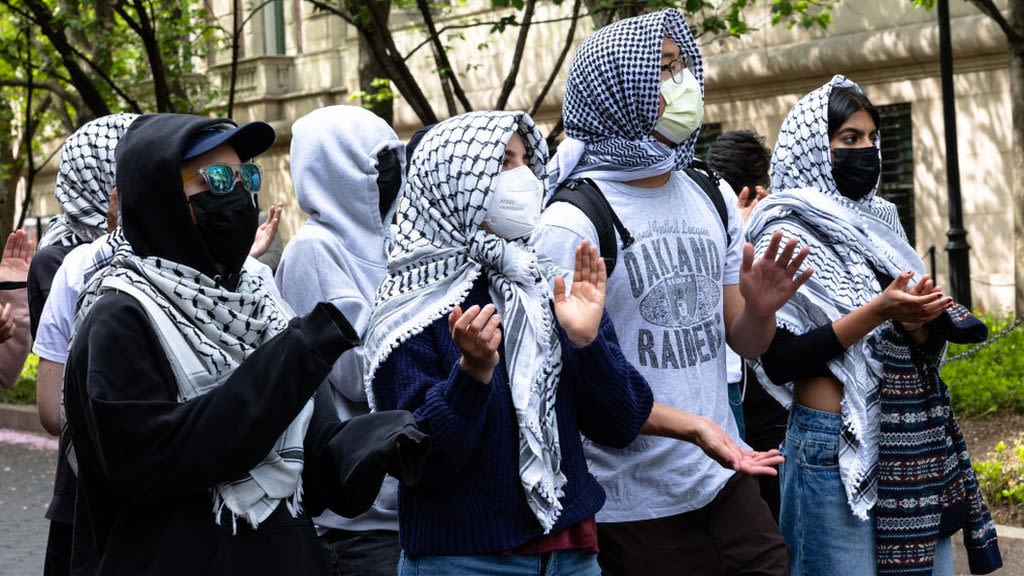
[878,103,915,245]
[262,0,286,55]
[695,122,722,161]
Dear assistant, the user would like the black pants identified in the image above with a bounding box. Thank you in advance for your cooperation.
[596,474,789,576]
[319,528,401,576]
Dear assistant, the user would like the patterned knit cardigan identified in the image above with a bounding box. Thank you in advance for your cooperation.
[873,303,1001,575]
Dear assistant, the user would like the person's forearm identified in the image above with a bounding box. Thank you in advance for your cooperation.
[832,298,886,348]
[728,308,777,358]
[36,359,64,436]
[640,402,702,442]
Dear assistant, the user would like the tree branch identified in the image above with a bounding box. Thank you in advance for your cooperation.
[3,0,113,117]
[305,0,439,124]
[529,0,581,117]
[0,78,83,109]
[415,0,472,113]
[494,0,537,110]
[966,0,1023,43]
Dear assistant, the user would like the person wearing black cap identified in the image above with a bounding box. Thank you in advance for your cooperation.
[62,113,430,576]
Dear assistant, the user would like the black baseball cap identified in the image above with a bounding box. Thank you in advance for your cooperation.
[182,121,276,162]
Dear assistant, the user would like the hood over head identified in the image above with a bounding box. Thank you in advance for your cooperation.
[114,113,276,280]
[290,105,405,261]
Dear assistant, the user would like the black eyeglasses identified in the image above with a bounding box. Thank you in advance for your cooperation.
[183,162,263,195]
[659,57,692,84]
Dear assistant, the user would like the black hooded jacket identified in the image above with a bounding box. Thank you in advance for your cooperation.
[63,114,429,576]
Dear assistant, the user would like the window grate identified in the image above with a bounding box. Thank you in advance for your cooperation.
[695,122,722,163]
[878,103,915,245]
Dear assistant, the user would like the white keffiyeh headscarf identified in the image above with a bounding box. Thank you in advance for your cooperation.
[548,9,703,190]
[41,114,138,248]
[364,111,568,532]
[746,75,927,519]
[71,240,306,531]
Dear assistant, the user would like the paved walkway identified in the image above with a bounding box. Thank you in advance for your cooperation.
[0,426,1018,575]
[0,429,57,576]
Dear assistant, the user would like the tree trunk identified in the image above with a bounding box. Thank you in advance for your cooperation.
[0,134,25,242]
[358,0,393,124]
[17,0,112,118]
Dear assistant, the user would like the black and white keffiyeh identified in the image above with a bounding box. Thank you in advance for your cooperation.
[363,111,569,532]
[41,114,138,248]
[746,75,926,519]
[549,9,703,190]
[71,240,305,531]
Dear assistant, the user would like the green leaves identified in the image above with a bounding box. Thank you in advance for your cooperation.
[942,314,1024,418]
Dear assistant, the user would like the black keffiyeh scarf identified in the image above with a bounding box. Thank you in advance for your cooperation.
[41,114,138,248]
[363,111,568,532]
[549,9,703,190]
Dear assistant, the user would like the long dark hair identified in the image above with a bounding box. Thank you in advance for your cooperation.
[827,86,880,139]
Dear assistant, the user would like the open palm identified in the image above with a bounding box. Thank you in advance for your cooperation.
[740,231,813,318]
[553,241,606,347]
[0,230,35,283]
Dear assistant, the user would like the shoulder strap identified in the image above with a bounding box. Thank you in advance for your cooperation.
[546,178,634,276]
[683,159,732,247]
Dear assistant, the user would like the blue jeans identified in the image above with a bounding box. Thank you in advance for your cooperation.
[398,549,601,576]
[780,403,954,576]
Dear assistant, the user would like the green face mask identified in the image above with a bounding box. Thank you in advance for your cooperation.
[655,68,704,144]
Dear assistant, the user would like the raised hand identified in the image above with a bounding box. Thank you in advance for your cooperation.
[0,230,35,283]
[249,203,282,258]
[739,231,813,319]
[553,240,607,347]
[737,185,768,225]
[448,304,502,383]
[692,415,785,476]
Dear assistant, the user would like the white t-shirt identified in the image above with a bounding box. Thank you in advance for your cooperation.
[531,171,745,522]
[34,237,276,365]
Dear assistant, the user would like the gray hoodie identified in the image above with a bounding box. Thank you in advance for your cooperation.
[276,105,404,533]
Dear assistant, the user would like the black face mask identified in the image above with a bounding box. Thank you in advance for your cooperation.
[376,149,402,222]
[188,182,259,289]
[832,146,880,201]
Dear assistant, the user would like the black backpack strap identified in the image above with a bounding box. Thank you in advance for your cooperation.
[683,159,731,247]
[546,178,634,276]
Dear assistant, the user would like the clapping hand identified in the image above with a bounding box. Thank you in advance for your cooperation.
[553,241,607,347]
[737,185,768,225]
[249,203,282,259]
[739,231,813,319]
[0,229,34,283]
[449,304,502,383]
[874,272,950,330]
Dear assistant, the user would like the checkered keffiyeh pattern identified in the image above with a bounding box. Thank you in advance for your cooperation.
[41,114,138,248]
[747,75,929,520]
[549,9,703,189]
[71,240,308,532]
[364,111,570,532]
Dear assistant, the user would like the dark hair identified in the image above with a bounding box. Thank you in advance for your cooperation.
[827,86,880,140]
[705,130,771,193]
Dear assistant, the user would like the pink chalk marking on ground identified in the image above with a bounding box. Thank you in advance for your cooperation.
[0,428,58,451]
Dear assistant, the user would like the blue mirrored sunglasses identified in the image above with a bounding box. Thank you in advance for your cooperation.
[184,162,263,195]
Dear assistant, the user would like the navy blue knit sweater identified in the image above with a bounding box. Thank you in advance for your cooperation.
[372,277,653,555]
